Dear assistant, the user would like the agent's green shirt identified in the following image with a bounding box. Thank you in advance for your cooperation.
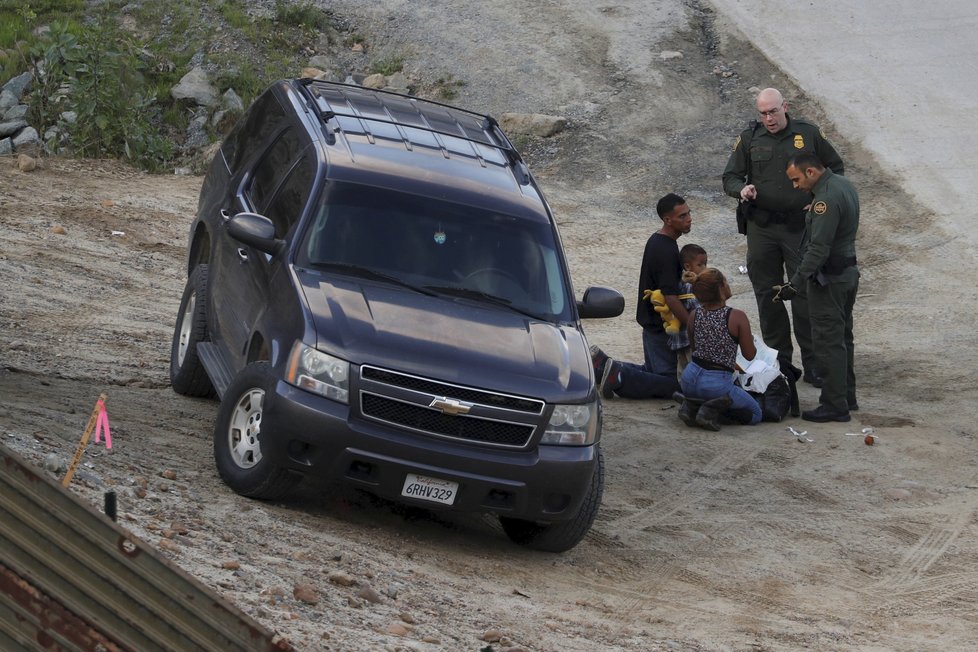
[791,169,860,286]
[722,115,844,213]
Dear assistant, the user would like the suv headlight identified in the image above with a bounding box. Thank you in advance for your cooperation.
[286,342,349,404]
[541,401,598,446]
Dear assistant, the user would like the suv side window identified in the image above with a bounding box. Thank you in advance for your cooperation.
[261,149,315,238]
[246,127,305,218]
[225,91,289,173]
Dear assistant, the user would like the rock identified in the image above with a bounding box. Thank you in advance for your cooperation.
[0,138,11,156]
[0,90,17,112]
[184,114,210,151]
[386,622,411,636]
[12,127,41,155]
[301,67,328,80]
[4,104,28,121]
[43,453,63,473]
[17,154,36,172]
[222,88,244,112]
[357,586,384,604]
[362,73,386,89]
[309,55,332,70]
[171,67,220,107]
[482,629,504,642]
[157,538,180,552]
[221,560,240,570]
[660,50,684,60]
[2,71,33,100]
[161,469,177,480]
[328,570,356,586]
[385,72,410,93]
[398,612,415,624]
[499,113,567,138]
[0,119,27,138]
[293,583,319,605]
[50,225,67,235]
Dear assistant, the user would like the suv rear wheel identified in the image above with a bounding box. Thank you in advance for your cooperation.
[499,447,604,552]
[170,264,214,397]
[214,362,301,500]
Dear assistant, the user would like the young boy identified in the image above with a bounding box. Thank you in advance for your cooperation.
[672,244,707,378]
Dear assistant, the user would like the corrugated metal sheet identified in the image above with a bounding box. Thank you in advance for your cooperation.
[0,442,294,651]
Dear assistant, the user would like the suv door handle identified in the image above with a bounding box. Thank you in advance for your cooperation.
[237,248,249,261]
[220,208,231,221]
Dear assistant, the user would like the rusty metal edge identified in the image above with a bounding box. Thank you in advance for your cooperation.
[0,441,294,652]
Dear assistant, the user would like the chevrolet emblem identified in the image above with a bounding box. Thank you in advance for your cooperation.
[429,397,472,415]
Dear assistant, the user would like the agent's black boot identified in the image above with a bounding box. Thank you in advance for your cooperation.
[673,392,704,427]
[695,396,733,431]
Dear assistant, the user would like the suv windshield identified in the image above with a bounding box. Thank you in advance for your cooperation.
[296,182,573,321]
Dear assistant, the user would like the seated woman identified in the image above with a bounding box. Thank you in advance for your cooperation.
[674,267,762,431]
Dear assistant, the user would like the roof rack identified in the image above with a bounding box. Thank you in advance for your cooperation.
[299,79,530,184]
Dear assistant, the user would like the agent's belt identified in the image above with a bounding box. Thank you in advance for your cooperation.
[765,209,806,224]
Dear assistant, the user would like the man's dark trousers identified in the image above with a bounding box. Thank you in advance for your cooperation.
[808,270,858,412]
[746,220,814,372]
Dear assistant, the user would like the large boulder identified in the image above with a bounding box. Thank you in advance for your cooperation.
[171,67,220,107]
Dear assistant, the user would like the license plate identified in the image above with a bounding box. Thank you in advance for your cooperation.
[401,473,458,505]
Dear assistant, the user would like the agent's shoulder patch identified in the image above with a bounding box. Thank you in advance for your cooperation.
[813,200,828,215]
[733,134,741,151]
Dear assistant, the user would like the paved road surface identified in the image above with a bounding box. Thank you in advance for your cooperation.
[709,0,978,248]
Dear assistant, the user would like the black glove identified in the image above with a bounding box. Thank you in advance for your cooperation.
[772,282,797,302]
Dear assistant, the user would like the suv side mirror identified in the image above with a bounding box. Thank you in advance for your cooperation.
[227,212,285,256]
[577,286,625,319]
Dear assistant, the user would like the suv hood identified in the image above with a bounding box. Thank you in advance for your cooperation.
[297,274,592,401]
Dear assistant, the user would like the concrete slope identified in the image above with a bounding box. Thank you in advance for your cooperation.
[709,0,978,247]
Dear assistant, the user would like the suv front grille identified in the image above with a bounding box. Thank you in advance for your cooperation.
[358,366,544,448]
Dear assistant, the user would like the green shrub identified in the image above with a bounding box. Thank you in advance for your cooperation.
[273,0,332,30]
[26,11,171,169]
[370,55,404,76]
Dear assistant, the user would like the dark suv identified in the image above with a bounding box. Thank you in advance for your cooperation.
[169,79,624,552]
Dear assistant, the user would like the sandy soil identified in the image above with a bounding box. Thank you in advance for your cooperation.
[2,1,978,650]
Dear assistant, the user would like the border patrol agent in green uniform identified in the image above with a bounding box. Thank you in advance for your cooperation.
[779,152,859,423]
[722,88,844,387]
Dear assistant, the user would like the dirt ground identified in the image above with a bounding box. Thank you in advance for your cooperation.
[3,1,978,651]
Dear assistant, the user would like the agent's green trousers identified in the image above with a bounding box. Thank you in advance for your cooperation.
[746,222,814,372]
[806,270,858,412]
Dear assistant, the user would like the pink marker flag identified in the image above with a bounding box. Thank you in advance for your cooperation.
[94,399,112,449]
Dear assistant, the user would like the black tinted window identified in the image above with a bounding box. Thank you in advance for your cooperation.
[262,150,315,238]
[225,91,289,173]
[247,127,305,216]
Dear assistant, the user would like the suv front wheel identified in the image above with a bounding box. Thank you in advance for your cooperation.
[170,264,214,397]
[499,447,604,552]
[214,362,301,500]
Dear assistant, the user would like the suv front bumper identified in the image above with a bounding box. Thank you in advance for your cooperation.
[261,380,598,522]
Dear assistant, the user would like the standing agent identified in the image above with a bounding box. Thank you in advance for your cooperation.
[779,153,859,423]
[722,88,844,388]
[590,193,691,399]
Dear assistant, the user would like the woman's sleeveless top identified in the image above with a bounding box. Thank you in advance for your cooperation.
[691,306,737,371]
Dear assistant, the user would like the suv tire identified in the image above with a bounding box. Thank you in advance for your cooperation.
[499,447,605,552]
[214,362,301,500]
[170,264,215,397]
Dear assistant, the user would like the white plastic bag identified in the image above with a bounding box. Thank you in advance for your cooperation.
[735,336,781,393]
